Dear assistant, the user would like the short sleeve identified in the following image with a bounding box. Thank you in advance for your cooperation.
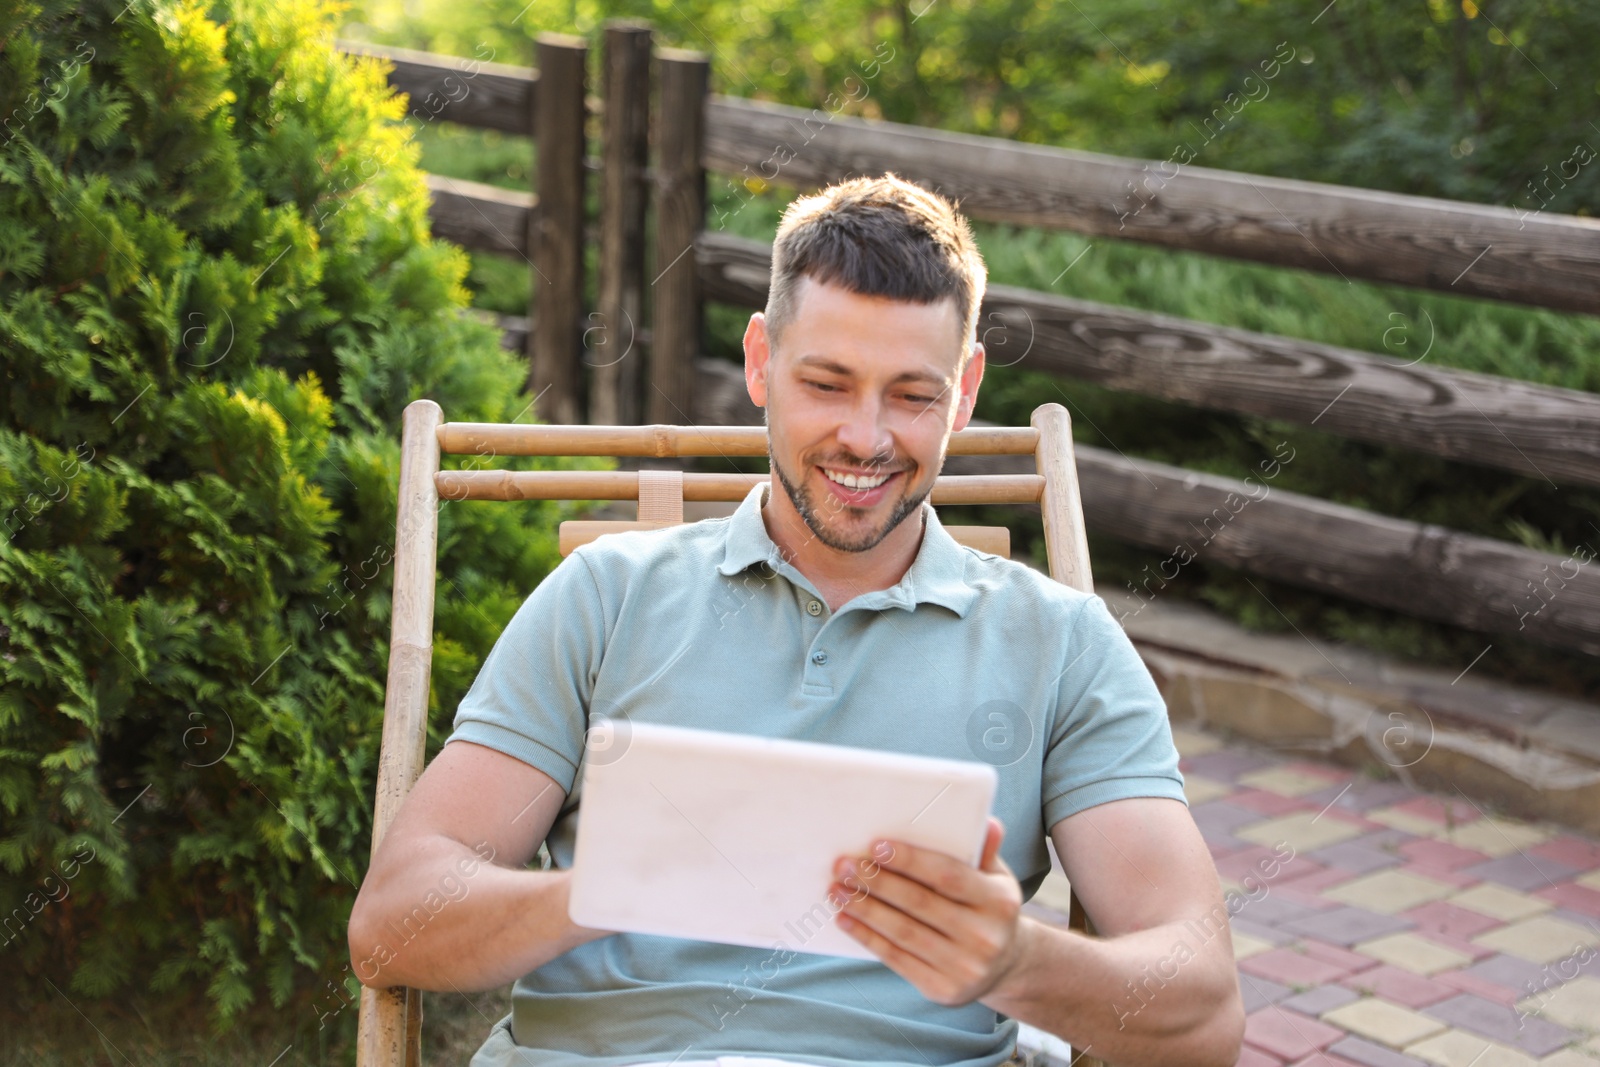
[1041,595,1187,829]
[444,549,610,793]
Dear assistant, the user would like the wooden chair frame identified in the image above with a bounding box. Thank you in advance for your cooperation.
[356,399,1105,1067]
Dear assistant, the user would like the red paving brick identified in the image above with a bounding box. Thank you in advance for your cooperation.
[1273,858,1332,884]
[1275,867,1355,906]
[1302,940,1382,976]
[1238,1045,1287,1067]
[1434,968,1521,1007]
[1530,834,1600,870]
[1338,964,1455,1008]
[1385,795,1483,824]
[1533,880,1600,917]
[1289,1055,1364,1067]
[1218,845,1296,877]
[1232,788,1320,816]
[1241,948,1354,987]
[1243,1008,1344,1061]
[1400,900,1503,941]
[1398,838,1489,870]
[1396,862,1477,887]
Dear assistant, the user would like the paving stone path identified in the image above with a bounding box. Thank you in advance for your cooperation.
[1021,724,1600,1067]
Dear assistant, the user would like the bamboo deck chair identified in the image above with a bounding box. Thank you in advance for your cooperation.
[357,398,1107,1067]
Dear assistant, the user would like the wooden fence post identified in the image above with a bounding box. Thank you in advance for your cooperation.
[532,33,588,427]
[592,20,652,426]
[649,48,709,427]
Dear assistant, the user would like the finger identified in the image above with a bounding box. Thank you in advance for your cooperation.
[832,880,964,974]
[838,862,976,941]
[988,850,1017,882]
[870,835,998,908]
[834,884,1005,1005]
[979,817,1006,872]
[834,906,949,995]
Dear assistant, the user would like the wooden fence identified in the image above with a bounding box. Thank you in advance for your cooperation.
[334,26,1600,660]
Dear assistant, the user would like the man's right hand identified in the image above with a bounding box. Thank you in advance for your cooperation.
[348,740,611,991]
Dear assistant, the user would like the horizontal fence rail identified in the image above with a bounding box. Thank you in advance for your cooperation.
[704,96,1600,316]
[424,175,535,258]
[1069,448,1600,658]
[338,40,539,135]
[697,231,1600,489]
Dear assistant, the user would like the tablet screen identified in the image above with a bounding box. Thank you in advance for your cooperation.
[567,721,998,959]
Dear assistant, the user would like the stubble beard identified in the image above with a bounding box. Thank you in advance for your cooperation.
[766,411,931,553]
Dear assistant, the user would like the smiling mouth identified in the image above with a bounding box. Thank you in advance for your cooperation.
[820,466,899,490]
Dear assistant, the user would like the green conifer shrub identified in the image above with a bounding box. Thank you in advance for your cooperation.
[0,0,597,1027]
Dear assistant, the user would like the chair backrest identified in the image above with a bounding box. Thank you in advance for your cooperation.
[355,401,1101,1067]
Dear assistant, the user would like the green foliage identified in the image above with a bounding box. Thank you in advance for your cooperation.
[0,0,604,1030]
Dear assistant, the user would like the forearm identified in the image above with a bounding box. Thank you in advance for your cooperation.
[348,833,609,992]
[981,916,1243,1067]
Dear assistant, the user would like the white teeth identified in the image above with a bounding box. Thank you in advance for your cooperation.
[823,468,891,490]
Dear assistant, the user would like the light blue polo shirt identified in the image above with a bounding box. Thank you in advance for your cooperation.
[449,480,1186,1067]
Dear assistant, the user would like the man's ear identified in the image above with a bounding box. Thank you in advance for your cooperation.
[951,340,986,432]
[744,312,772,409]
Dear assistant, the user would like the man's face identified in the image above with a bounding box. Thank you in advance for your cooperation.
[744,275,985,554]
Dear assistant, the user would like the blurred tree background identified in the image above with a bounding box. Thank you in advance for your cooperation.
[0,0,601,1058]
[340,0,1600,701]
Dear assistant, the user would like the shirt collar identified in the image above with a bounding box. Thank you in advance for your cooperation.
[716,481,979,618]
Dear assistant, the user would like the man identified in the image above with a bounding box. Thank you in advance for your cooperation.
[349,173,1245,1067]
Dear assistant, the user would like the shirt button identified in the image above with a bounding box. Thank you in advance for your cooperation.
[811,651,828,665]
[806,600,823,616]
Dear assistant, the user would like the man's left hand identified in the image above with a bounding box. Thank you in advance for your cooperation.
[830,816,1031,1006]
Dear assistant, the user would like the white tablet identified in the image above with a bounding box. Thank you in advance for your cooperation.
[567,721,998,960]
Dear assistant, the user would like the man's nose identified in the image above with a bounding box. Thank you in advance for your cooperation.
[835,400,896,469]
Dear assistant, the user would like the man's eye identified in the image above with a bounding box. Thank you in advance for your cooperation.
[905,394,935,405]
[807,381,840,393]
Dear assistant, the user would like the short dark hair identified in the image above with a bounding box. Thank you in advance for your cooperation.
[763,172,986,368]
